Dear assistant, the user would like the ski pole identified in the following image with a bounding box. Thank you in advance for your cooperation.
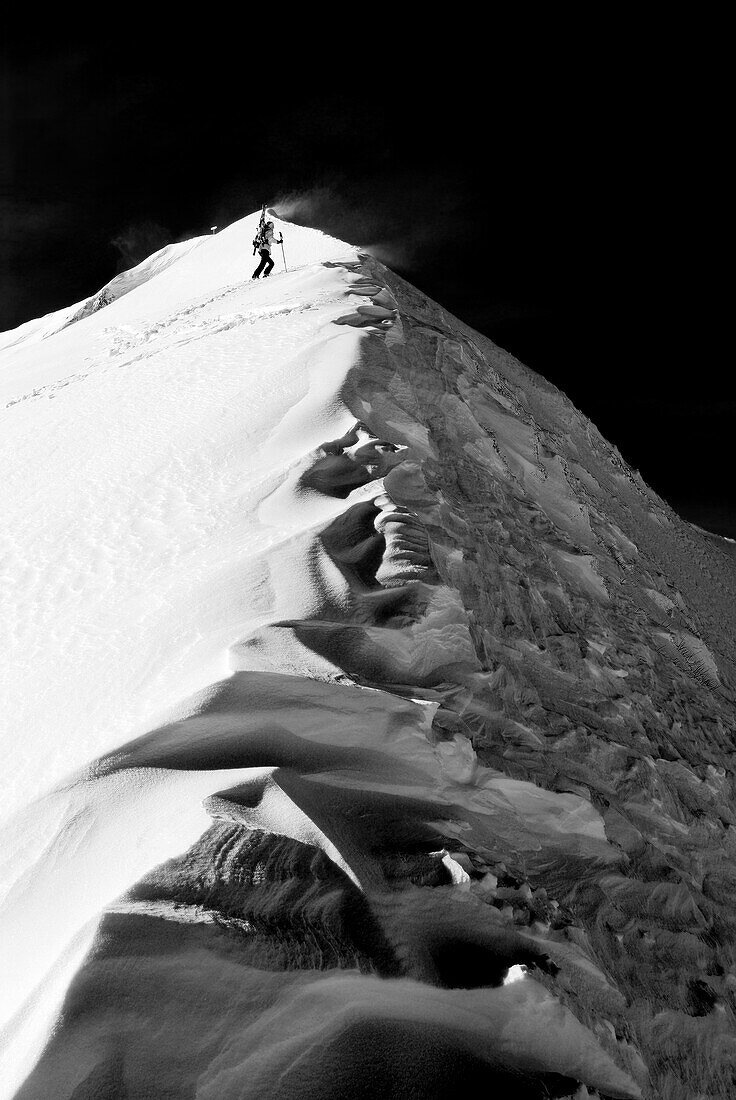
[280,238,288,273]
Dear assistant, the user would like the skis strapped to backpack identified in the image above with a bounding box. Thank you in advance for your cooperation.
[252,203,267,254]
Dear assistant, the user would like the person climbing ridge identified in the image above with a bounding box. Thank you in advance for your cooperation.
[252,220,283,279]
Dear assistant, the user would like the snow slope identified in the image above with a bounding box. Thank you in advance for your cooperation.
[0,236,207,355]
[1,215,359,813]
[2,211,736,1099]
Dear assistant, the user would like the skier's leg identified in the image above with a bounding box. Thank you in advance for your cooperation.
[252,250,269,279]
[263,254,275,277]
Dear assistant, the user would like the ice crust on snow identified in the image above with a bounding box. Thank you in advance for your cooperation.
[2,210,736,1099]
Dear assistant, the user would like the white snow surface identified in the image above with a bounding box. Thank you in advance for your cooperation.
[1,213,356,813]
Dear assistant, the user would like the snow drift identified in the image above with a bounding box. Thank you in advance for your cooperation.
[2,210,736,1099]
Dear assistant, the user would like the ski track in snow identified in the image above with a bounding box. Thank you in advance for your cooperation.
[4,294,325,408]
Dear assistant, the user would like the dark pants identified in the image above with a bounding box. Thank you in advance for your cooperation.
[252,249,274,278]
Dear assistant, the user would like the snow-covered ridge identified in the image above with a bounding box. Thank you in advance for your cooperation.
[2,212,735,1099]
[0,213,354,395]
[0,236,207,355]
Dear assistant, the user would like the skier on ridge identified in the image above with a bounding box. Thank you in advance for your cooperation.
[251,220,283,279]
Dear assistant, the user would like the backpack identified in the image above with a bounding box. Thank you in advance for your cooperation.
[252,203,269,253]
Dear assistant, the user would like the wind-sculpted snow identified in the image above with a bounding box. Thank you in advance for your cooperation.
[2,213,735,1098]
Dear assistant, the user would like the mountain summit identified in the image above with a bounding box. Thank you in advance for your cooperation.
[2,212,735,1099]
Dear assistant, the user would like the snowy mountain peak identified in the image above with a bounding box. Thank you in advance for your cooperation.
[2,213,735,1099]
[0,211,354,361]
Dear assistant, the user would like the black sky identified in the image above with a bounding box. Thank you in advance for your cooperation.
[2,24,732,536]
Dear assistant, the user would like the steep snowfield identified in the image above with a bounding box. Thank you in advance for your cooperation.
[2,211,736,1099]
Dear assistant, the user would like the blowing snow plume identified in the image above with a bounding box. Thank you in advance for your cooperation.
[271,182,462,272]
[2,209,736,1099]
